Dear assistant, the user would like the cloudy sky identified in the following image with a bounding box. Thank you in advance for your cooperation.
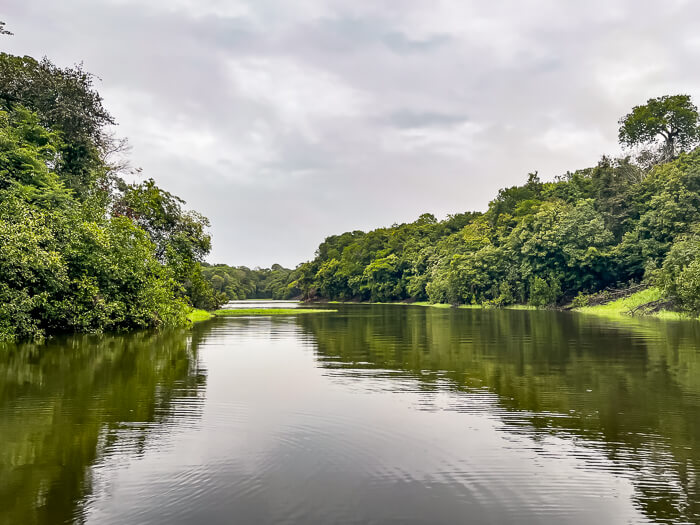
[3,1,699,267]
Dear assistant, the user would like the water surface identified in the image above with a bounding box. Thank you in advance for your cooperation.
[2,305,700,524]
[222,300,301,309]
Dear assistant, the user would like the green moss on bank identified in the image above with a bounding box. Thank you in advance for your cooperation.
[213,308,336,316]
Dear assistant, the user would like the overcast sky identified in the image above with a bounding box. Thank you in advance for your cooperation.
[3,1,699,267]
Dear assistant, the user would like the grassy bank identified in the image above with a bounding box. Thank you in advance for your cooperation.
[574,287,692,320]
[187,307,337,323]
[214,308,337,316]
[186,309,214,324]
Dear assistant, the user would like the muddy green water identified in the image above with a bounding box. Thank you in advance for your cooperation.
[2,305,700,524]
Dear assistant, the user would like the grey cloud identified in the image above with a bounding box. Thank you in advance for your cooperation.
[381,31,452,54]
[385,110,469,129]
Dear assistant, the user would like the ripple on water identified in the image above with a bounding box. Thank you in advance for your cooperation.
[5,307,697,524]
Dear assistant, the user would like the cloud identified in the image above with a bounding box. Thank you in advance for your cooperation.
[386,110,469,129]
[2,0,700,266]
[226,57,370,141]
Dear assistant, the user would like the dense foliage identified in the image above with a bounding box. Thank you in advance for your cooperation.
[0,52,217,341]
[201,263,300,302]
[291,123,700,313]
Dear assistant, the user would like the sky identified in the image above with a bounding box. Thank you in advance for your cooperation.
[2,1,700,268]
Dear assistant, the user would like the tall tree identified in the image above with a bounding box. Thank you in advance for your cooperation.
[618,95,700,161]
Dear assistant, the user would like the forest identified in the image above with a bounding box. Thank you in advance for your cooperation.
[277,95,700,313]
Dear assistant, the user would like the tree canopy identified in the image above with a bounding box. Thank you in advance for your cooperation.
[619,94,700,161]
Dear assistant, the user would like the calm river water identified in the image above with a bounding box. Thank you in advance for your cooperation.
[2,304,700,524]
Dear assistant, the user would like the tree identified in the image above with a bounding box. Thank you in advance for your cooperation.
[0,21,11,36]
[113,179,211,274]
[0,53,115,195]
[619,95,700,161]
[616,149,700,279]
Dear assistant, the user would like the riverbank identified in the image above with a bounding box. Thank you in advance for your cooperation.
[318,290,698,321]
[187,307,336,323]
[187,309,215,324]
[191,290,696,325]
[572,287,693,320]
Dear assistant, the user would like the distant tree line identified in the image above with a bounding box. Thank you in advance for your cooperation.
[200,263,301,303]
[0,45,220,341]
[283,95,700,314]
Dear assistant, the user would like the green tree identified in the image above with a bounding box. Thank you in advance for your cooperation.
[113,178,213,306]
[619,95,700,161]
[0,53,115,196]
[616,150,700,279]
[0,107,72,206]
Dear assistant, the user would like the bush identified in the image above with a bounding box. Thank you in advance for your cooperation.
[529,277,562,307]
[571,293,590,308]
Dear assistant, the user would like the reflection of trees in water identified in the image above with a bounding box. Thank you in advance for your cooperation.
[0,328,207,525]
[297,306,700,524]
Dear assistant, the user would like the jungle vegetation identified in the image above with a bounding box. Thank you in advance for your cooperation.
[0,48,220,341]
[283,95,700,315]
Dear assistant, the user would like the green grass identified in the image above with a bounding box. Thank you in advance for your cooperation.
[213,308,337,316]
[576,287,662,315]
[574,287,695,320]
[186,308,214,323]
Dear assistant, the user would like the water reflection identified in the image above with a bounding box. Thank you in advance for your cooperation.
[297,306,700,524]
[2,307,700,524]
[0,328,207,525]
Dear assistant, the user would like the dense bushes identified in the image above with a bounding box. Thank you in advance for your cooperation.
[0,53,215,341]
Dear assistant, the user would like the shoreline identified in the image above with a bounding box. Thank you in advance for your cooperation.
[313,290,698,321]
[188,289,698,327]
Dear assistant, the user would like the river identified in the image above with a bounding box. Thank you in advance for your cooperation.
[1,304,699,524]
